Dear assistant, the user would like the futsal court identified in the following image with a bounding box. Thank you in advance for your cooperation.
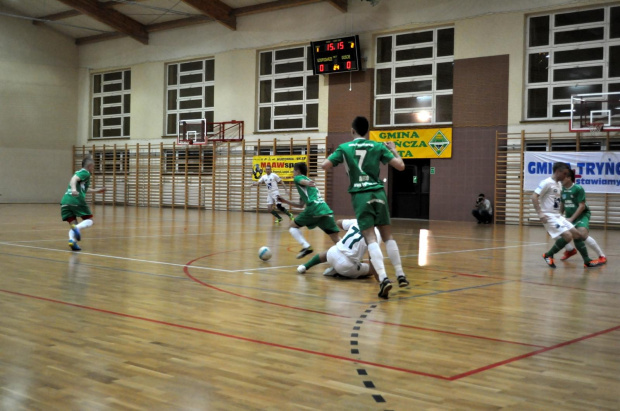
[0,204,618,410]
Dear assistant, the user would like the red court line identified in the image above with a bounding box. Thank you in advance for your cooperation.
[0,288,449,380]
[185,255,542,347]
[368,320,546,348]
[448,324,620,380]
[424,267,620,295]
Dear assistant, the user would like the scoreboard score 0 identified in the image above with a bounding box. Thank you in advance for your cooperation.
[310,35,362,75]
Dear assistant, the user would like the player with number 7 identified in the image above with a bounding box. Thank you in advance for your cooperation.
[322,116,409,299]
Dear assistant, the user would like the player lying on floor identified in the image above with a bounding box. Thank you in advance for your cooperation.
[297,219,381,280]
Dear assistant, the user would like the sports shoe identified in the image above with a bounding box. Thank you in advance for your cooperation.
[397,275,409,287]
[296,247,313,259]
[378,278,393,299]
[71,224,81,241]
[542,253,556,268]
[598,256,607,264]
[322,266,337,276]
[584,259,604,268]
[297,265,306,274]
[287,211,294,220]
[560,249,577,261]
[68,239,81,251]
[275,217,283,223]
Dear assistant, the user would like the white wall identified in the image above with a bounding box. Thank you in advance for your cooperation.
[0,8,78,203]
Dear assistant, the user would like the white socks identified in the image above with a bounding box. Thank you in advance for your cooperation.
[368,242,387,282]
[385,240,405,277]
[566,236,605,257]
[69,219,94,240]
[585,236,604,257]
[289,227,310,248]
[76,219,94,230]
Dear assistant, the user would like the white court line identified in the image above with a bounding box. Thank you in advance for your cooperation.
[399,242,548,258]
[0,241,234,273]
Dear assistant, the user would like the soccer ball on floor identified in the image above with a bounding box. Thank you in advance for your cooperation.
[258,246,272,261]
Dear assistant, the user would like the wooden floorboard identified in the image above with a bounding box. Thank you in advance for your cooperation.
[0,204,618,410]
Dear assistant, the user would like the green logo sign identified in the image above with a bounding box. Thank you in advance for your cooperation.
[429,131,450,156]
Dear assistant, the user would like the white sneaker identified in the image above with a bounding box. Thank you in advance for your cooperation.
[297,265,306,274]
[322,266,337,276]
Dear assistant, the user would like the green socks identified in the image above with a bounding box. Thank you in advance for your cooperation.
[304,254,322,269]
[574,239,591,263]
[546,237,568,256]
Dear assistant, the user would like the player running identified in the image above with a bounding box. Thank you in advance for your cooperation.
[322,116,409,299]
[277,162,339,259]
[559,168,607,264]
[252,164,294,223]
[60,156,106,251]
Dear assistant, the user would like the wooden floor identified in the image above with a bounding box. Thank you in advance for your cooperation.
[0,204,618,410]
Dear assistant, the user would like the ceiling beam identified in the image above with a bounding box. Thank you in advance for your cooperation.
[34,0,147,25]
[76,15,213,45]
[55,0,149,44]
[325,0,347,13]
[180,0,235,30]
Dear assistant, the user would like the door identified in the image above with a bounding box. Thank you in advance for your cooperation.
[391,159,430,219]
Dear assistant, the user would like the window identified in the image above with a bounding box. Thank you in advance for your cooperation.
[258,46,319,131]
[163,148,213,175]
[374,27,454,126]
[92,70,131,139]
[166,59,215,136]
[525,6,620,120]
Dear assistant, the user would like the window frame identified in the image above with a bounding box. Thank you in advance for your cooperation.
[91,70,131,139]
[373,26,454,127]
[524,5,620,121]
[257,45,319,132]
[165,58,215,137]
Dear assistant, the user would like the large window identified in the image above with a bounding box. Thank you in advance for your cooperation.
[166,59,215,136]
[374,27,454,126]
[92,70,131,139]
[525,5,620,119]
[258,46,319,131]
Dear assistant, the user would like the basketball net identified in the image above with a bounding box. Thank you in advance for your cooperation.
[586,122,603,135]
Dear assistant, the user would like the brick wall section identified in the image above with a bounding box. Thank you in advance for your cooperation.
[430,55,509,221]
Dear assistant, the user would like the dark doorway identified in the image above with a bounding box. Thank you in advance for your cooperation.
[391,159,430,219]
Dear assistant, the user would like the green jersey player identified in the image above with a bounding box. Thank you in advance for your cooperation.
[322,116,409,299]
[60,156,106,251]
[559,168,606,264]
[277,162,339,259]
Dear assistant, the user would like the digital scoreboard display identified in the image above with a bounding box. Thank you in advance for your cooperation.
[311,35,362,75]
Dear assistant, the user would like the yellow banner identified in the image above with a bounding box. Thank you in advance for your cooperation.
[251,155,308,181]
[369,128,452,158]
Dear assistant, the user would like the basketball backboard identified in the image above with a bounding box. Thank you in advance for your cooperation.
[569,92,620,132]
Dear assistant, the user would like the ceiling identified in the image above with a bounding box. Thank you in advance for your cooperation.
[0,0,348,45]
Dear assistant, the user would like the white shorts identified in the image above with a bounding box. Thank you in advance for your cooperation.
[266,191,280,205]
[542,214,574,239]
[326,247,370,279]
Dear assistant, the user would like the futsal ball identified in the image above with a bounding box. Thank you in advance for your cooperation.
[258,246,272,261]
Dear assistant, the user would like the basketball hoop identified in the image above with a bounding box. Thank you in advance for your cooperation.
[586,122,604,134]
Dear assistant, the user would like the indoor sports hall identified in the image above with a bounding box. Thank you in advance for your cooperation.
[1,0,619,410]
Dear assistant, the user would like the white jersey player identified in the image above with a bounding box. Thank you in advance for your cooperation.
[297,219,380,279]
[252,165,293,223]
[531,162,602,268]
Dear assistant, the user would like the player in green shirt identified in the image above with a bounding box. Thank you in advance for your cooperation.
[277,162,340,259]
[559,168,606,264]
[322,116,409,299]
[60,156,106,251]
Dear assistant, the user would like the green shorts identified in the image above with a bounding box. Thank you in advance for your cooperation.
[572,214,590,229]
[294,211,339,234]
[61,204,93,221]
[351,189,390,231]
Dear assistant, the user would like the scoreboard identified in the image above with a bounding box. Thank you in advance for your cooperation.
[310,35,362,75]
